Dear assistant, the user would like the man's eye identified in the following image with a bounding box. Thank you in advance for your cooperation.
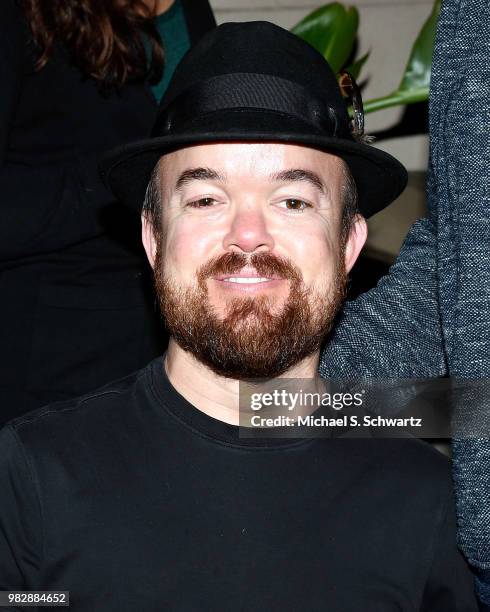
[186,197,217,208]
[280,199,312,212]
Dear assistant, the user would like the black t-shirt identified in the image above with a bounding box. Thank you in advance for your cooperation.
[0,357,478,611]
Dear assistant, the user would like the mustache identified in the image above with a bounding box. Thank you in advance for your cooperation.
[197,252,303,283]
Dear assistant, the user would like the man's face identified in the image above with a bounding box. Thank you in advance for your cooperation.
[142,142,367,378]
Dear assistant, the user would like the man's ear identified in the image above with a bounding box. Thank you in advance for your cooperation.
[343,214,368,274]
[141,214,157,269]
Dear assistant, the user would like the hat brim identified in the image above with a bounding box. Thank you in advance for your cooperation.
[99,110,408,218]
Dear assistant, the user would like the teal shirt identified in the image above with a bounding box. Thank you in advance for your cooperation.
[151,0,191,103]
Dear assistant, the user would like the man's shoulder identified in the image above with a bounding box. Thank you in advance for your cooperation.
[369,437,454,503]
[365,436,450,468]
[363,436,450,476]
[322,436,453,496]
[4,359,159,446]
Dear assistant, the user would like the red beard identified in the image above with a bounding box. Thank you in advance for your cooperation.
[154,250,347,379]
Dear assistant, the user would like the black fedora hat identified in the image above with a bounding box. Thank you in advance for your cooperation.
[100,21,407,218]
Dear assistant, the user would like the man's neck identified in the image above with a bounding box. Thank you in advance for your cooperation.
[164,339,321,425]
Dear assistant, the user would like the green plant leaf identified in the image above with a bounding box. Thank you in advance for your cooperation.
[291,3,359,73]
[363,0,441,114]
[291,3,344,53]
[324,6,359,72]
[398,0,440,93]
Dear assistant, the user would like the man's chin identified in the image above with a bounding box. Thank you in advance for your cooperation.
[172,307,327,380]
[209,292,287,320]
[180,333,310,380]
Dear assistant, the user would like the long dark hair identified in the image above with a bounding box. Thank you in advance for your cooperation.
[22,0,164,89]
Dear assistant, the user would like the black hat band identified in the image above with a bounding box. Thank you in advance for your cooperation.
[152,73,352,139]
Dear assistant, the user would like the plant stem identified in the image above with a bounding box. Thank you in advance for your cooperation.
[363,88,429,114]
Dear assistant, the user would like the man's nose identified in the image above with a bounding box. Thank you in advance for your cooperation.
[222,203,275,254]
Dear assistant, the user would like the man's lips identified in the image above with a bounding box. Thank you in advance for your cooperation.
[220,277,276,284]
[211,267,285,289]
[213,267,284,284]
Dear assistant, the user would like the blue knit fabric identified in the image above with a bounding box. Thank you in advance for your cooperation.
[319,0,490,604]
[320,217,445,379]
[476,569,490,610]
[430,0,490,595]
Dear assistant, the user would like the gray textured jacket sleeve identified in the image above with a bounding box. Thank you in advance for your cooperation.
[428,0,490,603]
[319,216,445,378]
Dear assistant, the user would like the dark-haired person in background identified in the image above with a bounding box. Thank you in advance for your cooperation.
[0,0,215,425]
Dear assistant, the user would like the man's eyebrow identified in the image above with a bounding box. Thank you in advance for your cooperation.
[271,169,328,196]
[175,167,225,191]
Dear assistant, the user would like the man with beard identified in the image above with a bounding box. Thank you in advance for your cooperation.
[0,22,478,611]
[151,144,351,383]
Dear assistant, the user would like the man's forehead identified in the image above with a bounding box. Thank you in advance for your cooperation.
[156,142,345,182]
